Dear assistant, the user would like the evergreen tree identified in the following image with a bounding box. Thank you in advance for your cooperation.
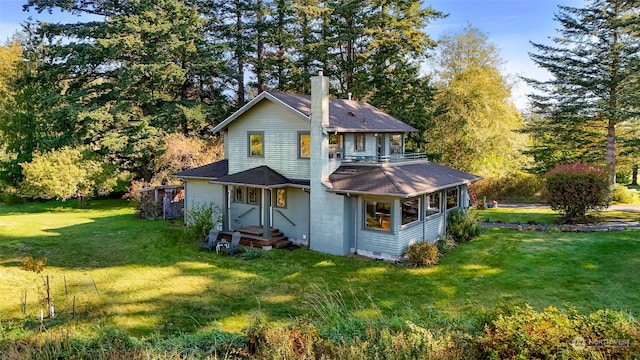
[526,0,640,182]
[19,0,225,181]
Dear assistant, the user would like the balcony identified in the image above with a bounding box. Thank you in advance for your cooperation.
[341,152,427,164]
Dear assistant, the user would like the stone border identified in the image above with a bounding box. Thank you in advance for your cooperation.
[481,221,640,232]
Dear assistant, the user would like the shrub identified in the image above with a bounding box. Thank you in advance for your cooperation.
[474,171,544,201]
[475,305,640,359]
[545,163,611,223]
[404,242,439,266]
[1,188,24,205]
[447,209,481,243]
[20,256,47,273]
[612,184,636,204]
[240,247,267,260]
[183,202,221,242]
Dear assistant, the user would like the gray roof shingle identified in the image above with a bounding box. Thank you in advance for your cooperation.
[172,160,228,179]
[211,165,310,188]
[328,161,481,197]
[212,91,416,133]
[269,91,416,132]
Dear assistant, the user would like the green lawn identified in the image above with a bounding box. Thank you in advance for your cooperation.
[1,199,639,338]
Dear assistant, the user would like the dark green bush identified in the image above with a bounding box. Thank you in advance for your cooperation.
[447,209,480,243]
[545,163,611,223]
[475,305,640,359]
[404,242,439,266]
[2,191,24,205]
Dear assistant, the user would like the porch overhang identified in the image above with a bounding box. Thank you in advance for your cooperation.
[208,165,310,189]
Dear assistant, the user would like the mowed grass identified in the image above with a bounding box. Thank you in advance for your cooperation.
[479,206,640,224]
[1,199,639,337]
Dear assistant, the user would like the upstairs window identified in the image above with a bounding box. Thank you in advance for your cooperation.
[329,134,343,160]
[298,132,310,159]
[426,192,441,217]
[446,188,459,210]
[390,134,403,155]
[354,134,365,152]
[248,132,264,157]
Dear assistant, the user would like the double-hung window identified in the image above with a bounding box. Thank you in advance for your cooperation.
[354,134,365,152]
[425,192,441,217]
[298,132,310,159]
[248,132,264,157]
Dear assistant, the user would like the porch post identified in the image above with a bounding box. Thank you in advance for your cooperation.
[263,188,272,239]
[222,185,229,231]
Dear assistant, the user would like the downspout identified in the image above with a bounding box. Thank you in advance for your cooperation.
[227,187,232,230]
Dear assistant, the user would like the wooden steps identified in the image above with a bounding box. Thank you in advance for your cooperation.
[221,226,291,249]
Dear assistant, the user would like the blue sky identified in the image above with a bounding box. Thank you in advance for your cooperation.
[1,0,588,110]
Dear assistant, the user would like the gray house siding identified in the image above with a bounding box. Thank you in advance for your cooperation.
[272,187,309,243]
[230,202,261,229]
[354,196,401,256]
[398,222,424,255]
[226,101,311,180]
[183,181,224,223]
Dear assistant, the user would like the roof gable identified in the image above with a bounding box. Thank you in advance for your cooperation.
[212,91,416,133]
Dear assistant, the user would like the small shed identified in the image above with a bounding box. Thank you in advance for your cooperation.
[134,185,184,220]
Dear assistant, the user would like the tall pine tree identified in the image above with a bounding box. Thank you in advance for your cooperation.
[526,0,640,182]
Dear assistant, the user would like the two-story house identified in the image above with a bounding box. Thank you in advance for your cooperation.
[174,72,480,260]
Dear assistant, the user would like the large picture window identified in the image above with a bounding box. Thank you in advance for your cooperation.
[298,132,310,158]
[426,192,441,217]
[446,188,459,210]
[364,200,391,231]
[248,132,264,157]
[402,197,420,226]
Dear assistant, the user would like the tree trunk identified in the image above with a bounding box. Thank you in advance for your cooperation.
[606,119,616,185]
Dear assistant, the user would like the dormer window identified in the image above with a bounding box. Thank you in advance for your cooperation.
[248,132,264,157]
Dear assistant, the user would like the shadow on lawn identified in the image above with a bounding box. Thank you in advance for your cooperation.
[1,209,457,336]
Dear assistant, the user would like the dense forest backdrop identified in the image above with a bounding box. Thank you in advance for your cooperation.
[0,0,638,201]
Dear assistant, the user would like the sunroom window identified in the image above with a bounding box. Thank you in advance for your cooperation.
[446,188,459,210]
[364,200,391,231]
[426,192,441,217]
[401,197,420,226]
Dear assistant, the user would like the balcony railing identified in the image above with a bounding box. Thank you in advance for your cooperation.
[341,152,427,164]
